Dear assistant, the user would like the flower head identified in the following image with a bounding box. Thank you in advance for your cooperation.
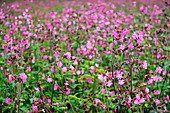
[6,97,11,104]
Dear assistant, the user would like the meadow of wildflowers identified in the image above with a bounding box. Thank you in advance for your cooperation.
[0,0,169,112]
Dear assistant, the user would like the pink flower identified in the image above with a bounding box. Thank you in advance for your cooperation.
[66,88,70,95]
[162,70,166,76]
[62,67,67,73]
[155,99,160,105]
[21,26,26,31]
[64,81,69,86]
[70,79,75,83]
[41,88,44,91]
[65,52,71,60]
[6,97,11,104]
[94,99,101,103]
[54,51,59,57]
[35,87,39,91]
[139,6,144,12]
[77,48,81,52]
[81,70,84,74]
[145,88,149,93]
[8,75,13,82]
[86,41,93,49]
[156,67,162,73]
[5,71,9,75]
[47,77,52,83]
[48,99,51,104]
[152,75,163,82]
[43,55,48,60]
[139,98,145,103]
[88,78,92,84]
[132,1,136,7]
[146,94,151,101]
[77,70,81,75]
[8,60,12,64]
[155,90,160,95]
[134,99,139,104]
[27,67,31,71]
[0,53,4,56]
[142,60,147,69]
[51,67,54,72]
[90,66,95,73]
[119,45,125,50]
[55,102,59,107]
[136,94,140,100]
[98,74,106,82]
[41,48,45,52]
[49,56,52,60]
[57,62,63,67]
[149,70,153,73]
[111,4,116,9]
[32,56,35,63]
[101,89,105,93]
[128,106,133,110]
[118,80,124,85]
[128,42,134,50]
[73,60,78,65]
[114,107,117,112]
[54,84,58,90]
[167,95,169,100]
[127,97,132,104]
[106,80,112,87]
[33,97,37,102]
[42,74,45,79]
[32,105,38,111]
[20,73,27,83]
